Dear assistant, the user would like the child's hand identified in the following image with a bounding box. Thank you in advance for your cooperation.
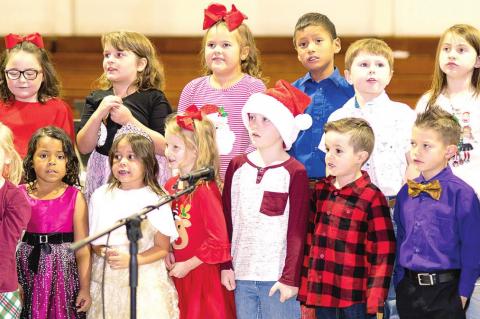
[109,103,133,126]
[17,283,24,305]
[461,296,467,308]
[221,269,236,291]
[165,252,175,270]
[75,288,92,312]
[106,248,129,269]
[96,95,122,120]
[268,281,298,303]
[169,261,192,278]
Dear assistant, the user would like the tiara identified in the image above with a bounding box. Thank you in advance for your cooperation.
[113,123,153,142]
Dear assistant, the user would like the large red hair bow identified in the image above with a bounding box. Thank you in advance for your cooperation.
[5,33,44,49]
[203,3,247,32]
[177,105,203,131]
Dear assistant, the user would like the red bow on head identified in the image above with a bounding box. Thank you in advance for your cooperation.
[203,3,247,32]
[5,33,44,49]
[177,105,203,131]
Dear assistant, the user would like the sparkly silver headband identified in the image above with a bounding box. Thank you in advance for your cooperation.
[113,123,153,143]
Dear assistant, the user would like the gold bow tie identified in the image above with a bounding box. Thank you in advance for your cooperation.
[407,179,442,200]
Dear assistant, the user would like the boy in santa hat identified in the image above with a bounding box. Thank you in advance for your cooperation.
[221,80,311,319]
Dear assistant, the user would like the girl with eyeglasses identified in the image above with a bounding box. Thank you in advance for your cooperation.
[0,33,75,158]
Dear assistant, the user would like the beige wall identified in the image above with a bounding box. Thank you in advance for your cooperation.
[1,0,479,36]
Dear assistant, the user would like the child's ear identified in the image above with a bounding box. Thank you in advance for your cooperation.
[344,69,352,85]
[475,55,480,69]
[356,150,369,166]
[333,37,341,54]
[137,57,148,72]
[240,46,250,61]
[445,144,457,159]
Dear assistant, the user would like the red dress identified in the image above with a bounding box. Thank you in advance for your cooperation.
[165,177,235,319]
[0,98,75,158]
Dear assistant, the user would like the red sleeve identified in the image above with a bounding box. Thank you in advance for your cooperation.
[51,99,75,143]
[193,183,231,264]
[279,166,310,287]
[220,159,235,270]
[2,184,31,243]
[366,191,396,314]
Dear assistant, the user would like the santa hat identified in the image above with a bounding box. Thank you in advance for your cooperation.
[242,80,312,150]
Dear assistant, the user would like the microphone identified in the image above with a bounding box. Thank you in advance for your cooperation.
[179,167,215,184]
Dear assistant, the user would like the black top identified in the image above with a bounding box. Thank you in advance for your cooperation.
[79,89,172,155]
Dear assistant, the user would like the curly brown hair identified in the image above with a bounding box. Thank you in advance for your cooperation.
[0,41,60,103]
[23,126,80,190]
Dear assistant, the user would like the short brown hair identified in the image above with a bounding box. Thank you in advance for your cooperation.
[344,38,394,71]
[293,13,337,45]
[324,117,375,157]
[415,107,461,146]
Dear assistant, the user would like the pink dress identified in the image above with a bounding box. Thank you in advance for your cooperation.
[16,185,84,319]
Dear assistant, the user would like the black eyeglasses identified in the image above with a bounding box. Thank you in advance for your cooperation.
[4,69,42,80]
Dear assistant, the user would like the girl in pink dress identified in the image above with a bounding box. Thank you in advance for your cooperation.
[16,126,91,319]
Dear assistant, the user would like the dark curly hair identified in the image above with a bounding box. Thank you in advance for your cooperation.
[23,126,80,190]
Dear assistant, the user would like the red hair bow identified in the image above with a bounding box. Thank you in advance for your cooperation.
[5,33,44,49]
[203,3,247,32]
[177,105,203,131]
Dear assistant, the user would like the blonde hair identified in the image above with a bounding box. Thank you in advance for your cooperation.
[0,122,22,184]
[344,38,394,71]
[324,117,375,160]
[95,31,166,91]
[426,24,480,110]
[415,107,461,146]
[200,21,265,82]
[165,113,221,188]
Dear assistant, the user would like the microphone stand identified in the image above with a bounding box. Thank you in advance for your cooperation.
[70,183,196,319]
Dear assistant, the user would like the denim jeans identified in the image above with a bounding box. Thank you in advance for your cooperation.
[315,304,376,319]
[467,283,480,319]
[234,280,301,319]
[384,203,399,319]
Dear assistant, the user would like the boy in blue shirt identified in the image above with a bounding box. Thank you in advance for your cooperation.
[290,12,354,179]
[394,108,480,319]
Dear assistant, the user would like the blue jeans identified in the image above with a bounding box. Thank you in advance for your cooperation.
[467,282,480,319]
[234,280,301,319]
[315,304,376,319]
[384,203,399,319]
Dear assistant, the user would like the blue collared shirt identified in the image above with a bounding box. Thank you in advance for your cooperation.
[393,166,480,297]
[290,69,354,179]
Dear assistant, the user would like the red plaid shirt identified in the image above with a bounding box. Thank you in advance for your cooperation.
[298,171,395,314]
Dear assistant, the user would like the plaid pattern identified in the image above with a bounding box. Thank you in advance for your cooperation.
[298,171,396,314]
[0,291,21,319]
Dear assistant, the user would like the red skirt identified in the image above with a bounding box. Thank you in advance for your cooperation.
[173,263,236,319]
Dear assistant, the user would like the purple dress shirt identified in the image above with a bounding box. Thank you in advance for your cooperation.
[393,166,480,297]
